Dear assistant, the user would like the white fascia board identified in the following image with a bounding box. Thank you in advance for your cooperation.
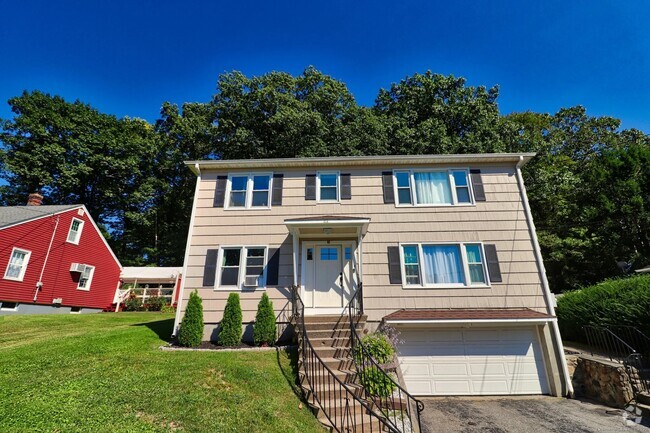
[385,318,557,325]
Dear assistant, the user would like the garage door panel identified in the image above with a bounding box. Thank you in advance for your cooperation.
[397,327,549,396]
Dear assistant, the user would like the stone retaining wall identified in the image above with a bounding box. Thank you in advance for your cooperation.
[569,354,634,408]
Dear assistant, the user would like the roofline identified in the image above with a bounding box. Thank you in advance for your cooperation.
[385,318,557,325]
[80,204,122,270]
[0,205,84,231]
[185,153,537,175]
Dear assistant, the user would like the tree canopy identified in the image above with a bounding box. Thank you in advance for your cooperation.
[1,68,649,292]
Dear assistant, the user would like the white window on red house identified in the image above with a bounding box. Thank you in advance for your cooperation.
[67,218,84,244]
[4,248,31,281]
[77,265,95,291]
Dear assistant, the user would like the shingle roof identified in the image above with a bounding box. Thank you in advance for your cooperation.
[0,205,81,229]
[383,308,554,321]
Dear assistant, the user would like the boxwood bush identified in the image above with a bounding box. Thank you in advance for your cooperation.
[178,290,204,347]
[556,275,650,342]
[219,293,243,346]
[253,293,276,346]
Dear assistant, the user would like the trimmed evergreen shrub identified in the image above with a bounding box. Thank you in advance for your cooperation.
[219,293,243,346]
[556,275,650,342]
[178,290,204,347]
[253,293,276,346]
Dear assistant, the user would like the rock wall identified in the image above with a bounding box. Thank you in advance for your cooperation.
[570,355,634,408]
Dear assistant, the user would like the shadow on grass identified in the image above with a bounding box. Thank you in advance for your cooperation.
[277,345,304,399]
[131,318,175,342]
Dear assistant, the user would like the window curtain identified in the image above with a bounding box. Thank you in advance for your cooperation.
[414,172,452,204]
[422,245,464,284]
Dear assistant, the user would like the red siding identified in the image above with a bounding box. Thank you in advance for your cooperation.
[0,207,121,309]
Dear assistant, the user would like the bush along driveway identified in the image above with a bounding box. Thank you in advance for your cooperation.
[0,313,323,433]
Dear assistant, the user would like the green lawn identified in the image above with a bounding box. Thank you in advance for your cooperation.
[0,313,322,433]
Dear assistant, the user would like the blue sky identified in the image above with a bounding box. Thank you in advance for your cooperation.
[1,0,649,131]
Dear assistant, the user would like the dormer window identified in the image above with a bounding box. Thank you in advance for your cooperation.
[225,174,272,209]
[67,218,84,244]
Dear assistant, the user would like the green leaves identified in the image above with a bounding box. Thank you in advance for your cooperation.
[178,290,204,348]
[219,293,243,347]
[253,293,276,346]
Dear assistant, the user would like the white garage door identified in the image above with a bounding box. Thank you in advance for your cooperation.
[397,327,549,396]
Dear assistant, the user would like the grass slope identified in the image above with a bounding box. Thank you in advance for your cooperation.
[0,313,322,433]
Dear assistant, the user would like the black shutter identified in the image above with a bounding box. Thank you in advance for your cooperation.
[305,174,316,200]
[203,249,219,287]
[271,174,284,206]
[387,246,402,284]
[266,247,280,285]
[470,169,486,202]
[213,176,228,207]
[382,171,395,204]
[484,244,502,283]
[340,173,351,200]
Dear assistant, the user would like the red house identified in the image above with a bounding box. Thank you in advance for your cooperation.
[0,195,122,314]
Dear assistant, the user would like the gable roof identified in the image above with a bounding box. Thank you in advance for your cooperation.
[186,152,537,174]
[0,205,81,229]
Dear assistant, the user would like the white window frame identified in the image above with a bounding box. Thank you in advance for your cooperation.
[67,217,85,244]
[0,301,19,311]
[215,245,269,290]
[398,242,490,289]
[224,173,273,210]
[316,171,340,203]
[77,265,95,291]
[3,247,32,282]
[392,168,474,207]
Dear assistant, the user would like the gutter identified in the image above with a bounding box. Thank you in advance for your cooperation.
[34,215,60,302]
[172,163,202,337]
[515,156,574,397]
[386,318,557,325]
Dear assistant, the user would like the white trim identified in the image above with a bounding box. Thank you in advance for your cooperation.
[76,264,95,291]
[316,171,340,203]
[386,317,557,325]
[79,205,123,269]
[66,217,84,244]
[392,168,475,208]
[3,247,32,282]
[186,153,537,173]
[0,205,83,232]
[214,245,269,290]
[398,242,490,289]
[173,164,202,337]
[224,172,273,210]
[516,156,574,397]
[0,301,19,311]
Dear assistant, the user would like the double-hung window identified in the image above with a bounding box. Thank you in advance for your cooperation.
[4,248,31,281]
[77,265,95,291]
[217,246,268,289]
[226,174,272,209]
[393,169,473,206]
[67,218,84,244]
[317,172,339,202]
[400,243,488,287]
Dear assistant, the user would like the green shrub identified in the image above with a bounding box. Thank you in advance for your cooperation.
[146,295,166,312]
[355,332,395,365]
[123,294,143,312]
[253,293,276,346]
[358,367,396,397]
[161,304,176,314]
[178,290,204,347]
[219,293,242,346]
[556,275,650,342]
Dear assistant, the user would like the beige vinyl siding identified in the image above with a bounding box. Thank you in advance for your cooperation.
[182,164,547,325]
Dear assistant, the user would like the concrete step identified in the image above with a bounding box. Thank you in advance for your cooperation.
[317,410,387,432]
[300,368,357,384]
[299,321,366,332]
[309,336,352,348]
[307,329,353,339]
[311,345,352,359]
[301,356,355,371]
[301,381,365,400]
[638,392,650,406]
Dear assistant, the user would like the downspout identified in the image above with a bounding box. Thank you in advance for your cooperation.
[172,164,202,337]
[515,156,574,397]
[34,215,60,302]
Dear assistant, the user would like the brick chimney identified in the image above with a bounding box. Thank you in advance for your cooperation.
[27,193,43,206]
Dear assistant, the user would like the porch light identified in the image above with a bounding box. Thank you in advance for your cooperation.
[323,227,332,234]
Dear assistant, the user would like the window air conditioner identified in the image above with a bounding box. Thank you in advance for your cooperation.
[243,276,259,287]
[70,263,87,273]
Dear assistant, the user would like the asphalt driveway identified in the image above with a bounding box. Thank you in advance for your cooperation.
[419,396,648,433]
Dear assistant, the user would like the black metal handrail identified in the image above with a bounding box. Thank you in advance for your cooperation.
[292,285,397,433]
[348,284,424,433]
[583,325,636,363]
[609,326,650,356]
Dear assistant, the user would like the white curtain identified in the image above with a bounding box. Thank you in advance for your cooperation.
[414,172,452,204]
[422,245,464,284]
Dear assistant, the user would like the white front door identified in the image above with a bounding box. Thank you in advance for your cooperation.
[302,242,355,314]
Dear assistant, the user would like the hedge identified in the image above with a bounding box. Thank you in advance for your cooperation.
[556,275,650,342]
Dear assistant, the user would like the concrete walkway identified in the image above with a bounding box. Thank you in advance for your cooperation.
[419,396,648,433]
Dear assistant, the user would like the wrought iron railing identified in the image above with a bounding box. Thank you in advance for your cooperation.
[348,284,424,433]
[292,285,397,433]
[609,326,650,357]
[583,325,636,363]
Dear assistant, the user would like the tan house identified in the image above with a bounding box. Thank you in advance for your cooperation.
[173,153,572,397]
